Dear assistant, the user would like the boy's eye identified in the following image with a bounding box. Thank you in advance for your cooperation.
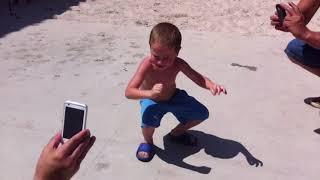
[154,55,160,59]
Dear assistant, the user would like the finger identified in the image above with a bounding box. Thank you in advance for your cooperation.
[270,14,279,21]
[59,129,91,156]
[210,88,214,95]
[280,3,293,16]
[48,132,62,149]
[222,87,227,94]
[271,21,281,26]
[217,87,222,95]
[70,136,91,161]
[211,88,217,96]
[289,2,300,13]
[275,25,287,31]
[77,136,96,164]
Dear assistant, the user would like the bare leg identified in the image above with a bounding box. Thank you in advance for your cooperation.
[170,120,203,136]
[142,127,155,144]
[138,127,155,159]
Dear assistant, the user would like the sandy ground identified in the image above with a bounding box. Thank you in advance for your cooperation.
[0,0,320,180]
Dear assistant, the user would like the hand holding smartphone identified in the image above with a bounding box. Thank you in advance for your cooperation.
[62,101,88,142]
[276,4,286,25]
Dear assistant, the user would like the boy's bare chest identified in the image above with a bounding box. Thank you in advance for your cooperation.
[145,68,179,84]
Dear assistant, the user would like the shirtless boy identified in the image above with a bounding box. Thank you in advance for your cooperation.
[125,22,227,162]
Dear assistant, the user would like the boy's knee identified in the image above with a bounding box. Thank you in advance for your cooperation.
[198,105,209,121]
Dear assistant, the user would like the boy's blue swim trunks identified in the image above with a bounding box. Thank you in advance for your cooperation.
[285,39,320,68]
[140,89,209,128]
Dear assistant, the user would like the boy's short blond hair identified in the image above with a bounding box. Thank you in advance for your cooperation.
[149,22,182,53]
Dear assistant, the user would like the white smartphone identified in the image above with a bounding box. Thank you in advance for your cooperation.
[62,100,88,141]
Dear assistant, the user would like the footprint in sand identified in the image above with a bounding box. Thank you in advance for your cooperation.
[53,74,61,80]
[123,61,137,66]
[104,56,116,64]
[133,53,144,59]
[94,58,104,62]
[135,20,149,26]
[80,92,88,97]
[129,42,140,49]
[112,72,120,76]
[95,162,110,172]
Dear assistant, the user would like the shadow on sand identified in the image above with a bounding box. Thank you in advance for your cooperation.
[314,128,320,134]
[154,130,263,174]
[0,0,86,38]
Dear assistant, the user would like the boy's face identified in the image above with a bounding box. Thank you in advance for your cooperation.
[149,42,178,71]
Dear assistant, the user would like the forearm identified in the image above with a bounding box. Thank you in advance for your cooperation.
[301,29,320,48]
[298,0,320,24]
[125,88,151,99]
[195,76,214,90]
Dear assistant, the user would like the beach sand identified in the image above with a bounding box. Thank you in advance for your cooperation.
[0,0,320,179]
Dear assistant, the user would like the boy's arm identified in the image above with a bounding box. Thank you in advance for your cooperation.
[125,59,152,99]
[178,59,226,95]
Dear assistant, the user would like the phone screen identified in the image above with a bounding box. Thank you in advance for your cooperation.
[63,107,84,139]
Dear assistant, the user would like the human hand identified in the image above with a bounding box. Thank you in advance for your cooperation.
[34,129,96,180]
[149,83,163,99]
[276,2,309,39]
[270,10,289,32]
[209,83,227,96]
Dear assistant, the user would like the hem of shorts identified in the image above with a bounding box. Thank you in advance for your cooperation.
[141,124,159,128]
[284,48,304,62]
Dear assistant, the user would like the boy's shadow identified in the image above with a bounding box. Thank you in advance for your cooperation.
[154,130,263,174]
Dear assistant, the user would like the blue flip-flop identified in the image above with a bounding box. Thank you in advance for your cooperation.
[136,143,155,162]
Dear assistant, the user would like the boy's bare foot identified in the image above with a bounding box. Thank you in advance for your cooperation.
[136,143,155,162]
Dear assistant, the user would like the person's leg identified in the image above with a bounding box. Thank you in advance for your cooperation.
[168,89,209,144]
[142,127,155,144]
[170,120,203,136]
[285,39,320,108]
[137,127,155,159]
[285,38,320,76]
[288,56,320,77]
[137,99,166,160]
